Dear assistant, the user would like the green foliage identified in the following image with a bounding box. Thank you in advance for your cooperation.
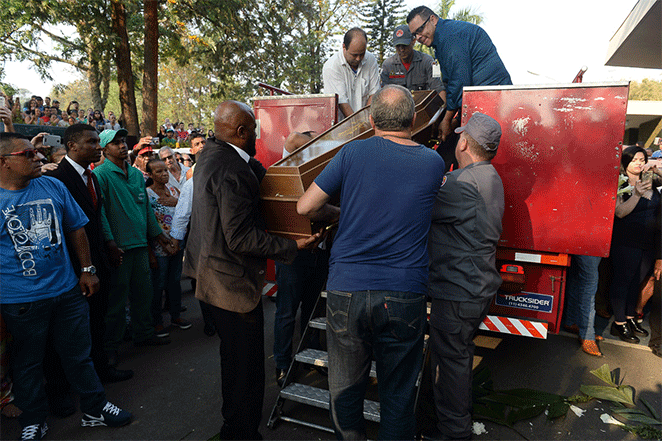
[472,367,570,433]
[629,78,662,101]
[361,0,406,64]
[436,0,483,24]
[612,407,662,425]
[620,423,662,439]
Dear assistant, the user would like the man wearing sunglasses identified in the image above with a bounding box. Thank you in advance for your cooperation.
[407,6,511,142]
[0,132,132,440]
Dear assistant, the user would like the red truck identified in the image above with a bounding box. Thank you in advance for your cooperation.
[253,81,629,339]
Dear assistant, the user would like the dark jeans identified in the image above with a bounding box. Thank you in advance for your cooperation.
[1,285,106,427]
[564,255,601,340]
[208,300,265,440]
[429,297,492,440]
[326,290,426,440]
[610,245,655,322]
[151,249,184,326]
[43,275,112,402]
[273,249,328,370]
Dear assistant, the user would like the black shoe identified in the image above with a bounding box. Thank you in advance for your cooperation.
[135,335,171,346]
[627,318,649,337]
[610,322,640,343]
[98,367,134,383]
[276,368,287,387]
[203,323,216,337]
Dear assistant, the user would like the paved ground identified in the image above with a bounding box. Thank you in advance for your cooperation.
[2,279,660,440]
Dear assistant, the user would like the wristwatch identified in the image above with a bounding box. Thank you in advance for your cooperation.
[81,265,97,276]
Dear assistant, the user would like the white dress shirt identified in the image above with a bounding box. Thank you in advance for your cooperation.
[322,49,380,119]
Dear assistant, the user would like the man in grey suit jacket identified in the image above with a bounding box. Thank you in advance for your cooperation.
[184,101,318,440]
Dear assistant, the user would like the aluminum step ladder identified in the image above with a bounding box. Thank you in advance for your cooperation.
[267,291,429,434]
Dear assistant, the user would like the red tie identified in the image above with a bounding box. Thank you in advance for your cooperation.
[84,169,98,209]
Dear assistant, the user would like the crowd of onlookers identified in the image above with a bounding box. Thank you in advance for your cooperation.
[7,95,212,146]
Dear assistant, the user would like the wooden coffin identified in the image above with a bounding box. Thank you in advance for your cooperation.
[260,90,444,239]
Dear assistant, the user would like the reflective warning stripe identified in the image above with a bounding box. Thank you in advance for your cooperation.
[479,315,548,339]
[262,282,278,297]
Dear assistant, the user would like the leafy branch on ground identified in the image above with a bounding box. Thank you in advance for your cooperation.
[472,364,660,439]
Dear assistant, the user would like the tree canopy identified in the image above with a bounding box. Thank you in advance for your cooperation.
[1,0,487,131]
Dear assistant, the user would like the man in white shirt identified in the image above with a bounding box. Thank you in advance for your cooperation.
[322,27,380,120]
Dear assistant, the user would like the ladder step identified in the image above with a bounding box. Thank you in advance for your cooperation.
[295,349,377,377]
[280,383,380,422]
[309,317,326,330]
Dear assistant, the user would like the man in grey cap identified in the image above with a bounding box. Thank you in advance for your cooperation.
[427,112,505,440]
[380,24,445,101]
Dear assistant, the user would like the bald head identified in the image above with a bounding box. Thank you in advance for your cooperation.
[371,84,415,131]
[214,101,257,156]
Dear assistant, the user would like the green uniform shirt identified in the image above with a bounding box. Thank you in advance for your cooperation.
[93,159,162,250]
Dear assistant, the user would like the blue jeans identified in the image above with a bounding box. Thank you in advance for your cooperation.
[1,285,106,427]
[564,255,601,340]
[273,249,328,370]
[151,248,184,326]
[326,290,426,440]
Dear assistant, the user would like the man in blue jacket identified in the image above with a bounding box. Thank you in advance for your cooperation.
[407,6,511,141]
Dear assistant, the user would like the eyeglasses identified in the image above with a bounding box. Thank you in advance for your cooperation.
[411,15,432,38]
[2,148,43,159]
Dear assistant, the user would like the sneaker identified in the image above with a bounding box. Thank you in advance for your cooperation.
[171,318,192,330]
[81,401,132,427]
[155,324,170,338]
[21,422,47,440]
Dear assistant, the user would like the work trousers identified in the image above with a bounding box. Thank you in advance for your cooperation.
[429,297,492,440]
[208,300,265,440]
[105,246,154,351]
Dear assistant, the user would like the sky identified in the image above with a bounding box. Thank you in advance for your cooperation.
[2,0,660,99]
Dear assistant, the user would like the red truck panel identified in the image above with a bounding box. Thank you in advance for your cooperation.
[254,94,337,168]
[462,83,629,257]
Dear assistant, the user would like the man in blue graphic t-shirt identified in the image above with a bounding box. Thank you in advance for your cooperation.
[0,133,131,440]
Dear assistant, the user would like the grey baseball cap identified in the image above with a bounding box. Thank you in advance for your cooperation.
[393,25,413,46]
[455,112,501,151]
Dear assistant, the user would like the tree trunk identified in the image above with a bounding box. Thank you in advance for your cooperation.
[110,0,140,138]
[142,0,159,137]
[82,35,104,111]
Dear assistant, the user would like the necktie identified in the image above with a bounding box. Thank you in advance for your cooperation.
[84,169,98,209]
